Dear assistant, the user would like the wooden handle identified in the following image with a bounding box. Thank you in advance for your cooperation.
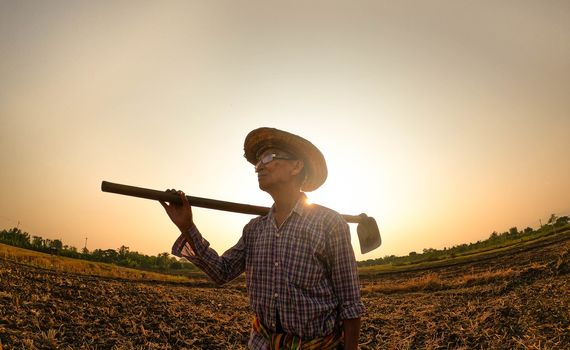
[101,181,269,216]
[101,180,369,223]
[101,180,382,253]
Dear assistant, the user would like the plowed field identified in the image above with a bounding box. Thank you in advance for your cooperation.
[1,234,569,349]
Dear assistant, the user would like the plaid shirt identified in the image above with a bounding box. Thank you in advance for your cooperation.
[172,194,364,348]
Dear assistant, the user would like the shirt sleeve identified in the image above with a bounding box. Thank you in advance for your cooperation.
[327,215,365,320]
[171,223,246,285]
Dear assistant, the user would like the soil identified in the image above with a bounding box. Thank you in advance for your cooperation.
[1,234,568,349]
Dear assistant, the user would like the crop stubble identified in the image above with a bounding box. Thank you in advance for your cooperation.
[1,235,568,349]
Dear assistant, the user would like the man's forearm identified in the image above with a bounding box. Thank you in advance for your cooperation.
[343,317,361,350]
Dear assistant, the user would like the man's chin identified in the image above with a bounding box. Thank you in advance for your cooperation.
[258,179,270,192]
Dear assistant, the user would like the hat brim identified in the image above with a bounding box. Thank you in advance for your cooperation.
[244,127,328,192]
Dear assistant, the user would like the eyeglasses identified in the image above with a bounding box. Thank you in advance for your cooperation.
[255,153,294,168]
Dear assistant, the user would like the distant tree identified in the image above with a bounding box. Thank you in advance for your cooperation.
[555,216,569,226]
[508,227,519,237]
[0,227,31,247]
[31,235,44,249]
[118,245,129,256]
[102,249,118,262]
[51,239,63,250]
[548,214,558,225]
[170,260,183,269]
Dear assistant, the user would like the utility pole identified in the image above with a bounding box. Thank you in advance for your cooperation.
[84,237,88,250]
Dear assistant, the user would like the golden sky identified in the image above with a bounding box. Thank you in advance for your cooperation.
[1,0,569,261]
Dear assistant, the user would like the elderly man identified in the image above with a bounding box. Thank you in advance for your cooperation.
[161,127,364,349]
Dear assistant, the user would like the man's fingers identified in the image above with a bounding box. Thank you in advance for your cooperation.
[178,191,191,208]
[160,188,193,230]
[161,188,191,211]
[161,189,179,208]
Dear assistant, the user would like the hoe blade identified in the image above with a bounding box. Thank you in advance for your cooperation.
[356,215,381,254]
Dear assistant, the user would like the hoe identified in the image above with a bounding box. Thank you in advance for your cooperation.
[101,181,381,254]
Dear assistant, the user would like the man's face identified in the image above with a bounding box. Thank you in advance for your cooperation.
[255,148,299,192]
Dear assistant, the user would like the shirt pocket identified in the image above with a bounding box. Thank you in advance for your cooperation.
[284,229,326,289]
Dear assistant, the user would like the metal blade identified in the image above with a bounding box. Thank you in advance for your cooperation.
[356,215,382,254]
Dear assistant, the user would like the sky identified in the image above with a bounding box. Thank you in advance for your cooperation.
[1,0,569,261]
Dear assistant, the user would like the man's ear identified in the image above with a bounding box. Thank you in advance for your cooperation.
[290,159,305,176]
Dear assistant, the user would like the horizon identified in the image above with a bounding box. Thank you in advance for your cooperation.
[2,212,568,261]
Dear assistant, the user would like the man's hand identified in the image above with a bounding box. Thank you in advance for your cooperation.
[160,189,194,232]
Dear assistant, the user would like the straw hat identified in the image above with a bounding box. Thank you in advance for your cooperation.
[243,127,328,192]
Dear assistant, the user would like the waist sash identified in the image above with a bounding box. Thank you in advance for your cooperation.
[252,316,343,350]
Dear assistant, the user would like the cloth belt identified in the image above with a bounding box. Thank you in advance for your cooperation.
[252,316,343,350]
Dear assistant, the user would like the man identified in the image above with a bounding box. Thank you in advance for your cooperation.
[161,127,364,349]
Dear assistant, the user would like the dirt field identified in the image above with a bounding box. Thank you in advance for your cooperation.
[1,234,568,349]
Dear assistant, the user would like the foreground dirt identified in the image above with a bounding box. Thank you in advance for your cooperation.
[1,235,569,349]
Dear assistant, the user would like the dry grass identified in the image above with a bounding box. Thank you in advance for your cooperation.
[359,237,570,350]
[362,268,518,294]
[1,235,569,349]
[0,243,195,283]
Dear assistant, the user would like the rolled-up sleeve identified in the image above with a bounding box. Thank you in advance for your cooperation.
[171,224,246,285]
[327,217,365,320]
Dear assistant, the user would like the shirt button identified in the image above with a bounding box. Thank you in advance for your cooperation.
[274,293,279,298]
[275,233,280,237]
[274,262,279,267]
[272,323,276,328]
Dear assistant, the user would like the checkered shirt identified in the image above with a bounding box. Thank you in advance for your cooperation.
[171,194,364,348]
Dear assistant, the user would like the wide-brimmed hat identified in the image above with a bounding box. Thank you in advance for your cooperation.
[243,127,328,192]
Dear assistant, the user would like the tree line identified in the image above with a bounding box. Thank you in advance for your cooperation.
[0,227,197,272]
[358,214,569,267]
[2,214,568,270]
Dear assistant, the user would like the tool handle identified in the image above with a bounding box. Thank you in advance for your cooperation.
[101,180,365,223]
[101,181,269,216]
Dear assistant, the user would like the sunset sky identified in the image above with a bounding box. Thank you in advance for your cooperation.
[1,0,569,261]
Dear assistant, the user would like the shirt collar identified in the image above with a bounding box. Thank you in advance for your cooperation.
[265,192,309,220]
